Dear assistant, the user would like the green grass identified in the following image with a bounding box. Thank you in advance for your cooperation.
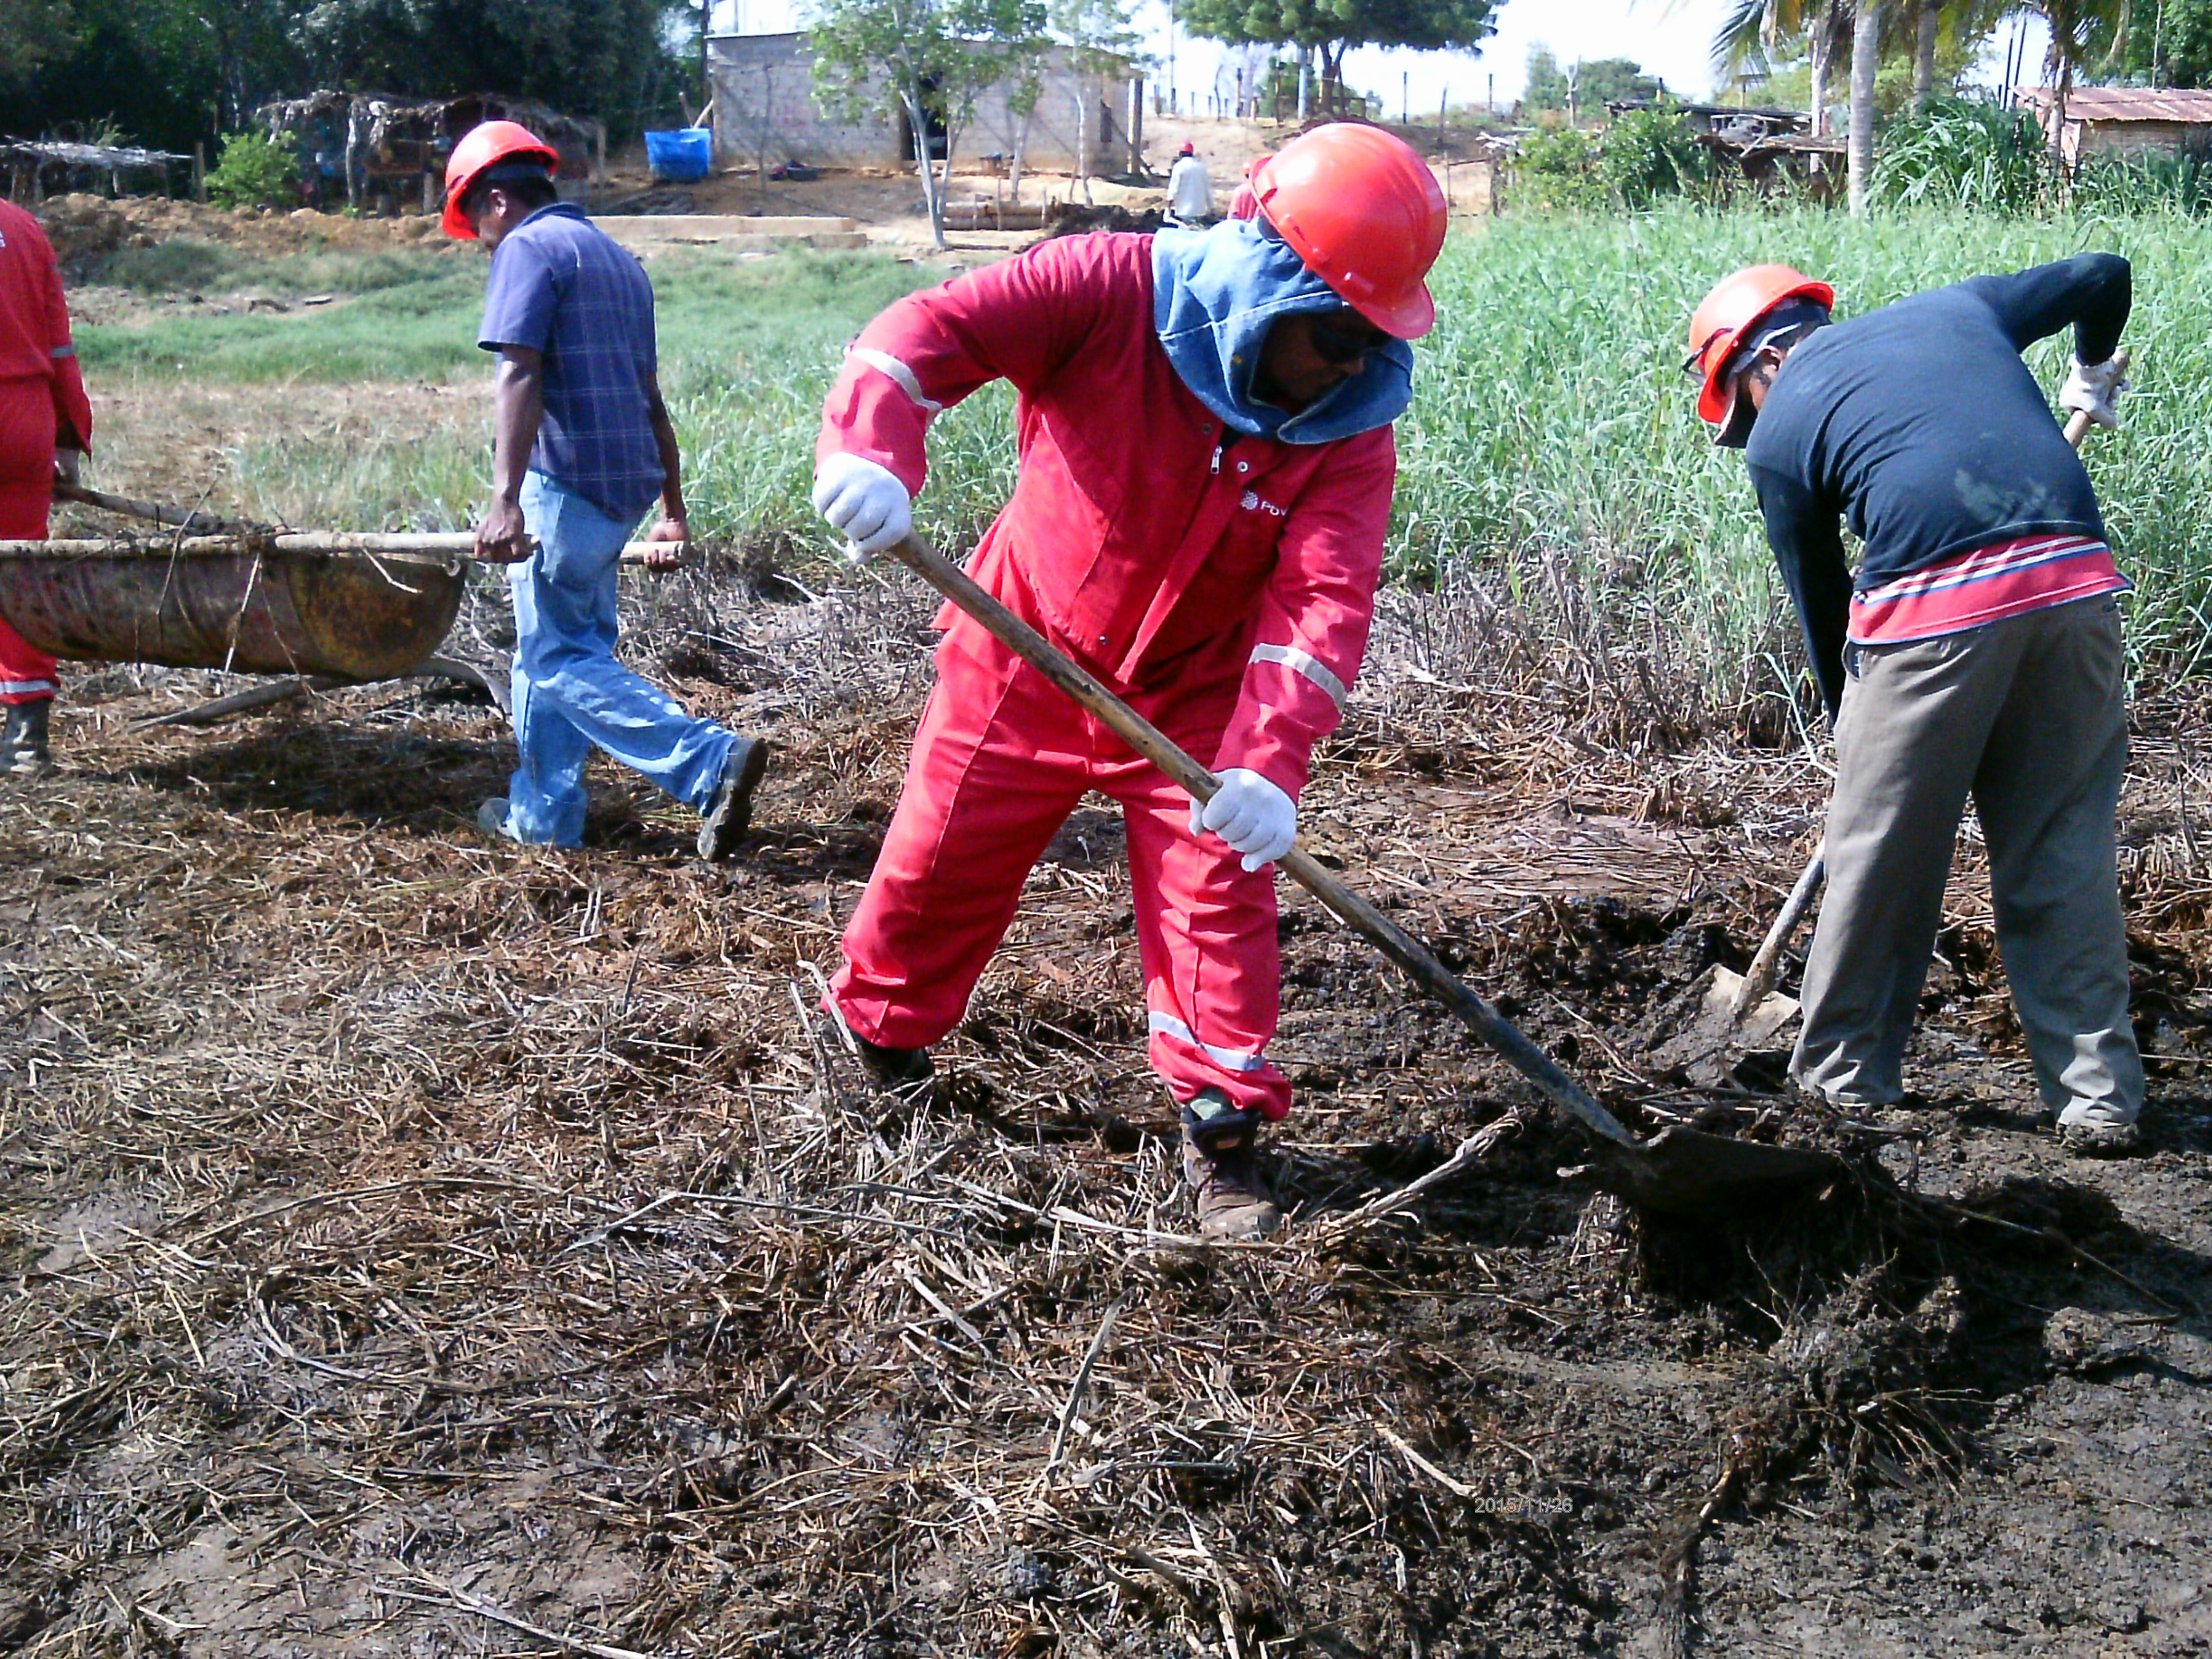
[1413,205,2212,693]
[75,208,2212,703]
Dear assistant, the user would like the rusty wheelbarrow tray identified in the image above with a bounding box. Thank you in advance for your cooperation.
[0,531,469,681]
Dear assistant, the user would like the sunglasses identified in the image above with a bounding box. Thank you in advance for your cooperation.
[1309,312,1394,366]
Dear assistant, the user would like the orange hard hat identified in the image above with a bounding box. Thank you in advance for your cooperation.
[1686,264,1834,427]
[443,119,559,239]
[1247,123,1448,339]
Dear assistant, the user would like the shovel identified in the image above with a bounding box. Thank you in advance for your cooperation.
[883,531,1842,1217]
[1651,368,2126,1084]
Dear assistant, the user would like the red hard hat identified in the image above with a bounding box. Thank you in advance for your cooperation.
[443,119,559,240]
[1178,140,1195,155]
[1686,264,1834,426]
[1247,123,1448,339]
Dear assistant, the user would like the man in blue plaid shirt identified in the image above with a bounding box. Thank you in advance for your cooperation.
[447,120,767,858]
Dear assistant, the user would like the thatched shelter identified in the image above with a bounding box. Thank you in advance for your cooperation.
[255,92,606,215]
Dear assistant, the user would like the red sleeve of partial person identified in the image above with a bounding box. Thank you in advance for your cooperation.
[815,233,1130,496]
[1211,427,1395,798]
[34,221,91,449]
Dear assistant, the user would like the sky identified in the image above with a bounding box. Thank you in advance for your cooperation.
[711,0,2054,118]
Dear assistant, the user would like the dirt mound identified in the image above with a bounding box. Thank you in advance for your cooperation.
[35,192,442,276]
[1041,202,1166,239]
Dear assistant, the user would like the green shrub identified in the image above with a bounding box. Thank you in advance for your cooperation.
[205,131,300,211]
[1599,104,1727,210]
[1871,97,2049,212]
[1514,125,1605,212]
[2076,144,2212,216]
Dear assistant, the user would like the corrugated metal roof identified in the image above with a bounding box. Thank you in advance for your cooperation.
[2017,85,2212,122]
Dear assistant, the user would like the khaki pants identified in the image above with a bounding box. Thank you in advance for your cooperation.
[1792,598,2142,1126]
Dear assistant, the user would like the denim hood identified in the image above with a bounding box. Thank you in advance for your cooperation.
[1152,219,1413,445]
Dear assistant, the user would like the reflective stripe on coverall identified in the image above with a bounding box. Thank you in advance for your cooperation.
[819,231,1394,1120]
[0,200,92,704]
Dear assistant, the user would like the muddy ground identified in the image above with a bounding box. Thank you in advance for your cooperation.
[0,539,2209,1659]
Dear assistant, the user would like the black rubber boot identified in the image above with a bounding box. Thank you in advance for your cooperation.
[2,699,53,776]
[854,1033,934,1098]
[697,736,770,862]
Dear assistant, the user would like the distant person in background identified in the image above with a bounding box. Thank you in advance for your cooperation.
[0,197,90,775]
[443,120,769,859]
[1166,141,1214,226]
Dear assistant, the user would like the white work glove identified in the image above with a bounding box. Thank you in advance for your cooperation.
[52,447,81,487]
[1190,768,1297,872]
[811,451,912,561]
[2060,354,2129,430]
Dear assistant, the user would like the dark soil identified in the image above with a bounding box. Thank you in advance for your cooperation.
[2,570,2210,1658]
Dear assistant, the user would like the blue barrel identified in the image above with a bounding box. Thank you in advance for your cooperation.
[645,128,714,181]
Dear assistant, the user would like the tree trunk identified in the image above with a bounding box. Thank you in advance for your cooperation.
[1075,77,1093,204]
[1010,108,1028,204]
[904,83,947,249]
[1914,0,1940,109]
[1848,0,1881,216]
[1808,21,1833,137]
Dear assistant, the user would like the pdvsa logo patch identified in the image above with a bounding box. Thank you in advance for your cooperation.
[1239,490,1286,517]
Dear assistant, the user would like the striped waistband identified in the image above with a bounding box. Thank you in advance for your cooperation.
[1849,533,2128,646]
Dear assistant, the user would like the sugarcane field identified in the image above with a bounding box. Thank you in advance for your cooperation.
[6,52,2212,1659]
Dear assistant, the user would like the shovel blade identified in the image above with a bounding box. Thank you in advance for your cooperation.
[1647,964,1801,1087]
[1592,1125,1843,1216]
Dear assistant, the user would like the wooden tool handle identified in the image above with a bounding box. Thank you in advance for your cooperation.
[2060,345,2129,447]
[885,532,1642,1149]
[13,524,683,567]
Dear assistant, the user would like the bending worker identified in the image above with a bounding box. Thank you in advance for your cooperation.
[445,121,768,859]
[810,124,1446,1239]
[0,196,91,775]
[1688,256,2143,1153]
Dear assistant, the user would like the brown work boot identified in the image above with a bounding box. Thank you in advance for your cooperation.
[1180,1089,1282,1243]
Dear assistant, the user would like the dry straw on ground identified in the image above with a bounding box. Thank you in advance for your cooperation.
[4,553,2211,1656]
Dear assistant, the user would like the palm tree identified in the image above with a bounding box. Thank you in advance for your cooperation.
[2022,0,2130,163]
[1913,0,1940,108]
[1848,0,1882,212]
[1708,0,1855,135]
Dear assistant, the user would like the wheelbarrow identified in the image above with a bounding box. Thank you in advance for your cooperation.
[5,483,680,718]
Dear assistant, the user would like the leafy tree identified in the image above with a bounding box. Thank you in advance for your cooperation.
[1522,48,1659,116]
[286,0,691,139]
[0,0,79,88]
[808,0,1046,248]
[2120,0,2212,83]
[1177,0,1499,117]
[1052,0,1142,201]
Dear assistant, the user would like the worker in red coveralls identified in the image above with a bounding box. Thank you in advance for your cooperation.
[0,198,91,774]
[808,123,1447,1241]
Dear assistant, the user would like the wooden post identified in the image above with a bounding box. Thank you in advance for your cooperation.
[192,142,207,203]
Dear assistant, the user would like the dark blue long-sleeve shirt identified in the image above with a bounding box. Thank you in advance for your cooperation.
[1743,253,2130,717]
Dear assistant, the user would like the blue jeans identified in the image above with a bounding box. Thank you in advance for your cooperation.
[504,472,735,846]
